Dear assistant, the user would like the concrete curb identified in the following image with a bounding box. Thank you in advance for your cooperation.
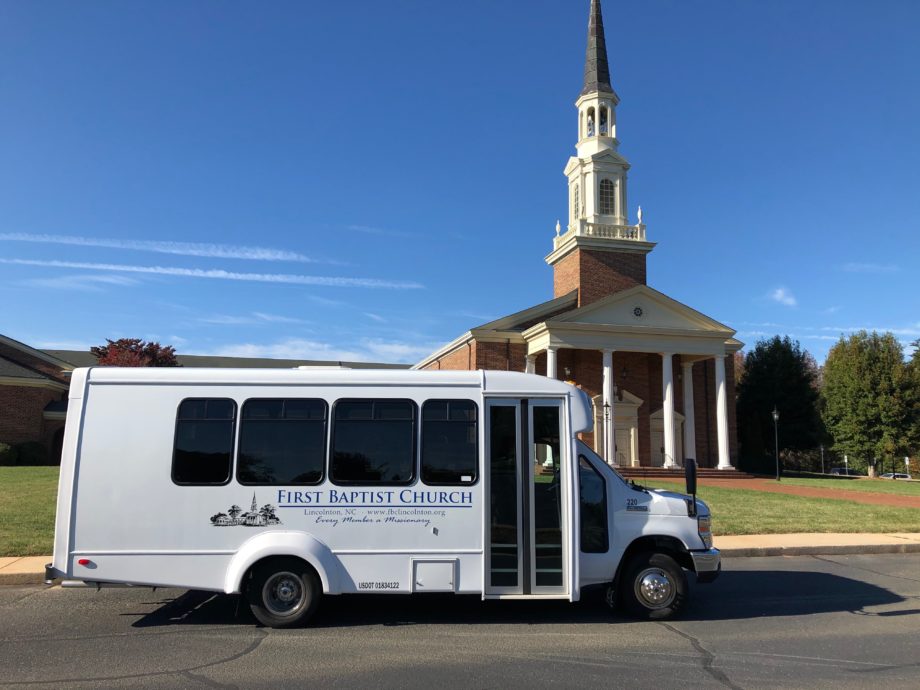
[720,543,920,558]
[0,557,50,586]
[0,572,46,586]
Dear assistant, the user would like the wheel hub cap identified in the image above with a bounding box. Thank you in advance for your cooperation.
[264,572,305,616]
[636,568,674,609]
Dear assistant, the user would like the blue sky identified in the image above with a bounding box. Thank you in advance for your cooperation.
[1,0,918,364]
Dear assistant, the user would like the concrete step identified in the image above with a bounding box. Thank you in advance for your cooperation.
[617,467,757,480]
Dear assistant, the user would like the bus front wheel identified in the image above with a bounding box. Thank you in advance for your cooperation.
[246,557,321,628]
[620,551,687,620]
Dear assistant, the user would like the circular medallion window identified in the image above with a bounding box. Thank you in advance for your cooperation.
[633,306,644,319]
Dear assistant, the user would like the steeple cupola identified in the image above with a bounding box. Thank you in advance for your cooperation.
[578,0,620,154]
[546,0,656,307]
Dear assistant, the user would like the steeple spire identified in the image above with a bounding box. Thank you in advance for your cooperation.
[581,0,613,96]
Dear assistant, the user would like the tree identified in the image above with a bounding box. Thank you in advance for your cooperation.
[822,331,913,472]
[736,336,823,468]
[91,338,179,367]
[908,340,920,454]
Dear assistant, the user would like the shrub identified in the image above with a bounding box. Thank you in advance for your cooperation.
[14,441,49,466]
[0,442,19,466]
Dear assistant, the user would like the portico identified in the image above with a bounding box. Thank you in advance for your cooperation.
[521,285,740,469]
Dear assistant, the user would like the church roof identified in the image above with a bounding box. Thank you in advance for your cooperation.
[472,290,578,333]
[581,0,614,97]
[0,357,49,380]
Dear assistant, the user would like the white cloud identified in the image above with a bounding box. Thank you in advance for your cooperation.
[841,262,900,273]
[0,258,424,290]
[33,339,94,350]
[208,338,368,362]
[251,312,308,324]
[22,274,140,292]
[823,306,842,314]
[201,312,310,326]
[360,338,440,362]
[347,224,417,239]
[769,287,797,307]
[364,312,387,323]
[304,295,348,308]
[202,336,440,364]
[0,232,332,264]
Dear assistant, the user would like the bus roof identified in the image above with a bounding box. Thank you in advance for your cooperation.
[78,367,579,396]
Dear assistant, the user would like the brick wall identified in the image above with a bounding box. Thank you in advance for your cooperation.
[421,341,476,371]
[475,342,527,372]
[0,385,63,447]
[553,248,647,306]
[687,357,738,468]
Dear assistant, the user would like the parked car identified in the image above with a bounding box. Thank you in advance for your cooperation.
[879,473,911,480]
[829,467,863,476]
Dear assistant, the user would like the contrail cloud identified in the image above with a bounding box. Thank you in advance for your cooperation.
[0,232,330,264]
[0,258,424,290]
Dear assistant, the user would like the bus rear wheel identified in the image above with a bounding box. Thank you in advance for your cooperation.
[247,558,321,628]
[620,551,687,620]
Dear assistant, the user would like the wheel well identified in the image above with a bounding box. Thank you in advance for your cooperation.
[614,536,693,587]
[242,555,318,593]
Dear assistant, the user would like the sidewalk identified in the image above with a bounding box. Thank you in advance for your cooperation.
[4,533,920,585]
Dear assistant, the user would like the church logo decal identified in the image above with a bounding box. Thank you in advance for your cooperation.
[210,492,282,527]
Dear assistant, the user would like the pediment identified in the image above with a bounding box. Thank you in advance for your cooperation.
[588,149,630,166]
[550,285,734,335]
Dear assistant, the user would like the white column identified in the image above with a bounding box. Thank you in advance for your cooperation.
[661,353,677,468]
[525,355,536,375]
[682,361,696,463]
[714,355,734,470]
[546,347,558,379]
[602,349,615,465]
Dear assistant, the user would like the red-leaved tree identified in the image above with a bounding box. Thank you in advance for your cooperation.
[90,339,179,367]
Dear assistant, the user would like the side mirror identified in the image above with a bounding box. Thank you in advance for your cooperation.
[685,458,698,496]
[685,458,698,517]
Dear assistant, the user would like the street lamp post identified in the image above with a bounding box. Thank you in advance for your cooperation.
[819,444,825,475]
[772,407,781,482]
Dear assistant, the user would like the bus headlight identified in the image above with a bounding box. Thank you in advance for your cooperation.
[697,515,713,549]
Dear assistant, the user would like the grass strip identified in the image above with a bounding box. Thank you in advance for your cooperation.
[0,467,59,557]
[645,479,920,536]
[778,477,920,497]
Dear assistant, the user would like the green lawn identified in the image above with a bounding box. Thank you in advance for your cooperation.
[644,479,920,535]
[780,477,920,497]
[0,467,59,557]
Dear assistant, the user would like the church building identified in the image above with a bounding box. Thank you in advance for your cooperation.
[415,0,742,470]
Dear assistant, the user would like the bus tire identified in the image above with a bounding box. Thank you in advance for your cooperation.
[620,551,686,620]
[247,558,321,628]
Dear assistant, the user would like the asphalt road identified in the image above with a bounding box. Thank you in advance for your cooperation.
[1,554,919,689]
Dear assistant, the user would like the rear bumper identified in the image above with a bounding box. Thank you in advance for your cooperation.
[690,548,721,583]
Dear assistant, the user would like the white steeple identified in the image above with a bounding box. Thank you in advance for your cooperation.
[548,0,653,268]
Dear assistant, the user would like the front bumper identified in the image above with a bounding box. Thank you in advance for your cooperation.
[690,548,721,583]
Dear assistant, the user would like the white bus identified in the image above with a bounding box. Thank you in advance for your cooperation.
[48,367,719,626]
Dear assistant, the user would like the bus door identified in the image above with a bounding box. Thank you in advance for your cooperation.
[485,399,568,595]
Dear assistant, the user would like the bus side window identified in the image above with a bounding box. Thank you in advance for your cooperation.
[331,399,417,484]
[237,399,327,485]
[421,400,478,485]
[172,398,237,485]
[578,455,609,553]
